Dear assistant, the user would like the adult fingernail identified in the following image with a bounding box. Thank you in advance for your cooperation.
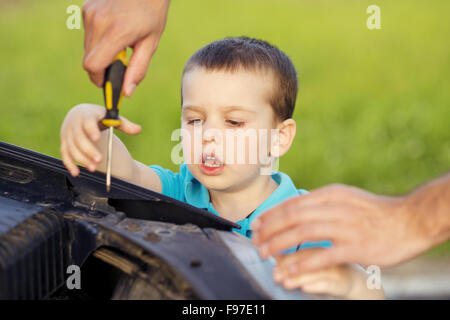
[127,84,136,97]
[94,154,101,162]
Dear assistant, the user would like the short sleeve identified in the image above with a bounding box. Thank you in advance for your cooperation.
[149,165,185,202]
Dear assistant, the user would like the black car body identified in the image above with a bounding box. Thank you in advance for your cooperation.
[0,141,312,300]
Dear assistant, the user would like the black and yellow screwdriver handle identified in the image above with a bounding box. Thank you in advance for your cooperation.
[101,50,128,127]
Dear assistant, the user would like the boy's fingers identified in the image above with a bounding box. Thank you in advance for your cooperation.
[117,116,142,135]
[282,270,332,290]
[67,129,96,172]
[299,280,334,294]
[73,124,102,165]
[83,116,102,142]
[61,142,79,177]
[69,143,96,173]
[123,36,157,97]
[274,251,347,294]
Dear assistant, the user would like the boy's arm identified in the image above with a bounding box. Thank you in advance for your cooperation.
[60,103,161,193]
[94,130,162,192]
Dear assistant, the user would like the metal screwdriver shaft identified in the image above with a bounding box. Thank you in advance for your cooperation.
[106,126,114,192]
[102,50,128,192]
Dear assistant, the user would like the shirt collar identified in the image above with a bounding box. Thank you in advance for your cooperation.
[182,164,299,223]
[247,171,299,224]
[183,164,211,209]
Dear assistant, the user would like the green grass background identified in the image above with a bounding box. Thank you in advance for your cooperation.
[1,0,449,256]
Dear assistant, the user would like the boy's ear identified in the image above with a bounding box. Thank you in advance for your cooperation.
[271,118,296,157]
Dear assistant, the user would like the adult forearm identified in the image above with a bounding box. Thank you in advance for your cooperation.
[402,172,450,251]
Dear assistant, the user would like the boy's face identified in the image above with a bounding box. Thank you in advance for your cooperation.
[181,67,280,192]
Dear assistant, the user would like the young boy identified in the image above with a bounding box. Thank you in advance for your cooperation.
[60,37,384,299]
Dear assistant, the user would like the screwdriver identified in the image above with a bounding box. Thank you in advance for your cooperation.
[101,49,128,192]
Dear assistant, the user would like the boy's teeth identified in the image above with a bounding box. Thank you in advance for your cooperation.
[204,162,222,168]
[203,155,222,167]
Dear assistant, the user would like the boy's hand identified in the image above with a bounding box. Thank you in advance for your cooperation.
[60,104,141,177]
[274,252,384,299]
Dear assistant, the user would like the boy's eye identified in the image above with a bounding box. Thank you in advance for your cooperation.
[226,120,245,127]
[187,119,203,125]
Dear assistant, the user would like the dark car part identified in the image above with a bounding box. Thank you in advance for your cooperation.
[0,140,313,300]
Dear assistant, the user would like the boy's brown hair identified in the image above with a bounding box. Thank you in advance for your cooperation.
[181,36,298,121]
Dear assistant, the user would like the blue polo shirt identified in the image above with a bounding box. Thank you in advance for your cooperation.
[150,163,331,253]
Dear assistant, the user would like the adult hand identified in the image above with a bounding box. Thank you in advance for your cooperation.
[252,180,450,277]
[82,0,170,96]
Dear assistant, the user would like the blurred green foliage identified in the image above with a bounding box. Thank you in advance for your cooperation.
[0,0,449,255]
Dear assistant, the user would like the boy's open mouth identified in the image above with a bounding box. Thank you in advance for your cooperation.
[202,153,223,167]
[200,153,224,175]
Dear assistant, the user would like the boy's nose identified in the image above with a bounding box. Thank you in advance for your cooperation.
[203,130,216,143]
[202,122,222,144]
